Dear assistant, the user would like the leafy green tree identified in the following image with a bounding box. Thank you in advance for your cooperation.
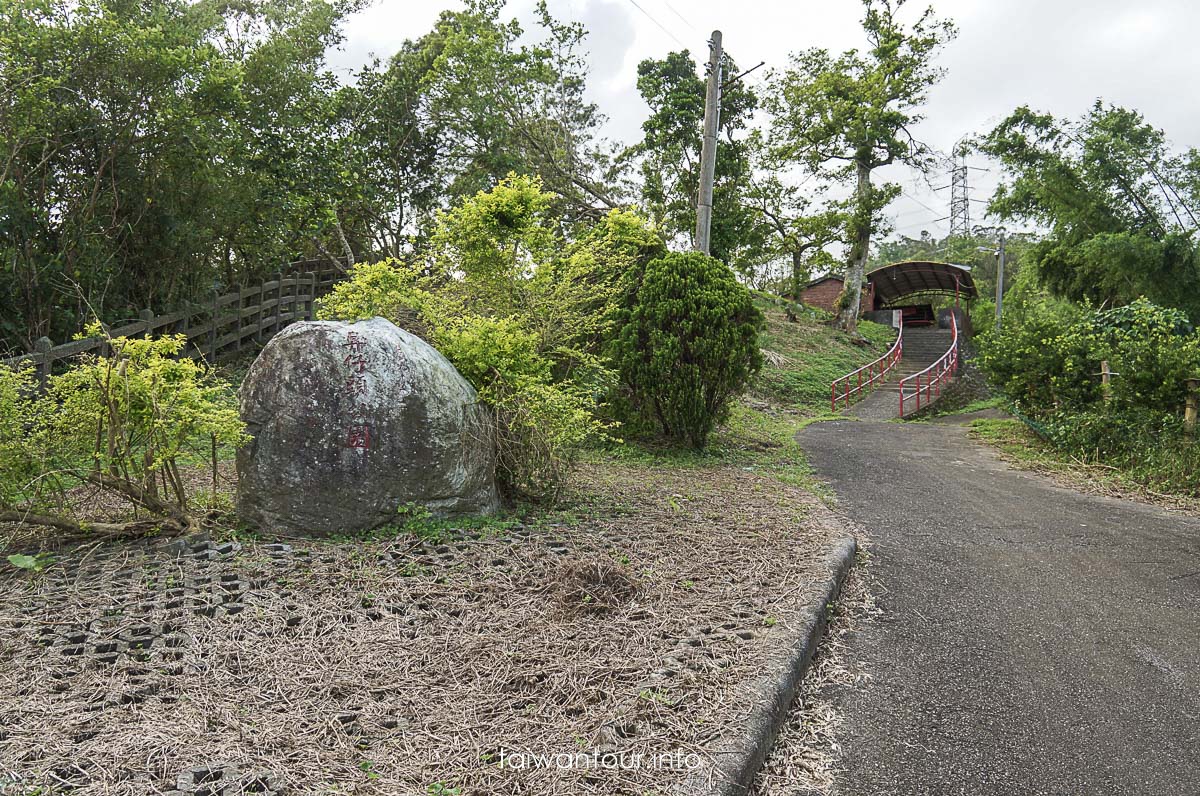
[327,0,623,263]
[627,50,758,268]
[327,41,443,262]
[416,0,619,215]
[0,0,359,349]
[978,102,1200,319]
[744,169,846,298]
[609,251,763,448]
[766,0,955,335]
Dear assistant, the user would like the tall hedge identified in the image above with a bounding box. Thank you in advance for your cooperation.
[611,251,763,448]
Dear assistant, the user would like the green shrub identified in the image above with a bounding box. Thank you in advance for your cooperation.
[315,259,432,334]
[610,251,764,448]
[434,315,611,501]
[979,297,1200,416]
[315,178,658,500]
[1089,300,1199,410]
[977,301,1095,412]
[0,326,246,536]
[980,296,1200,494]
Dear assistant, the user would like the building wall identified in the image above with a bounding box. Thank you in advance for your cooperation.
[800,278,876,316]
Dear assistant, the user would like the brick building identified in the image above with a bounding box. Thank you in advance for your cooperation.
[798,276,876,316]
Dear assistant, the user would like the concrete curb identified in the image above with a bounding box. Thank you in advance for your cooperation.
[678,534,859,796]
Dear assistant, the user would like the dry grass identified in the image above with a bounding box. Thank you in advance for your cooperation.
[0,458,845,796]
[750,546,881,796]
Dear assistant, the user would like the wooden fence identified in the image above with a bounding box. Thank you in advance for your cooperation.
[1,260,345,388]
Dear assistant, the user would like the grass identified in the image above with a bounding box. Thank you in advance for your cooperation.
[917,396,1006,420]
[750,293,897,415]
[968,417,1047,464]
[969,416,1200,513]
[949,397,1006,414]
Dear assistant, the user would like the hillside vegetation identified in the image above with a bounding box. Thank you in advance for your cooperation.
[750,295,897,414]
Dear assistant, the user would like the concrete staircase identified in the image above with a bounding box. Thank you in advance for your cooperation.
[883,327,955,397]
[846,326,957,419]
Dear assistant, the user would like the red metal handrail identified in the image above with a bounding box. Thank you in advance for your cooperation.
[899,312,959,416]
[830,318,904,411]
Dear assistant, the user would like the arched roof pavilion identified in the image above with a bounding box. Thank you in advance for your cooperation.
[867,261,977,308]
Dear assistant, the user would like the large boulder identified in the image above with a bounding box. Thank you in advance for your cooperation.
[236,317,499,535]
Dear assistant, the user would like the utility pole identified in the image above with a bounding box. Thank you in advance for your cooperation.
[995,230,1006,330]
[694,30,722,255]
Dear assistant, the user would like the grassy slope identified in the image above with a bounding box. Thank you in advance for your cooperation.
[605,293,899,497]
[749,294,896,415]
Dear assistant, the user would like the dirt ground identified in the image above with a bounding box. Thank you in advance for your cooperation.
[0,458,847,796]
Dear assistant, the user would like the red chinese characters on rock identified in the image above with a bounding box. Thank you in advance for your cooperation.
[344,330,368,374]
[341,331,372,452]
[343,372,368,398]
[346,424,371,450]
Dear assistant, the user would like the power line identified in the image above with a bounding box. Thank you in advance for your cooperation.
[626,0,686,47]
[893,216,950,234]
[901,191,944,218]
[658,0,699,33]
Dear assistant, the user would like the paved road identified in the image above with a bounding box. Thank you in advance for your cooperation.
[798,418,1200,796]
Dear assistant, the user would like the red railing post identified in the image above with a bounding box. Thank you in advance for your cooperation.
[829,317,904,411]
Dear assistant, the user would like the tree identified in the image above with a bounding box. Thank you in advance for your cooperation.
[417,0,620,216]
[326,41,443,262]
[326,0,624,264]
[978,102,1200,320]
[766,0,955,335]
[744,169,846,298]
[627,50,758,268]
[0,0,359,349]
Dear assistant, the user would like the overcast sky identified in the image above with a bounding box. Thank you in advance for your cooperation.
[326,0,1200,244]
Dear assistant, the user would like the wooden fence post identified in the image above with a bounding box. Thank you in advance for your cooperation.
[235,284,246,353]
[208,290,219,360]
[305,271,317,319]
[252,282,264,345]
[33,337,53,391]
[99,322,112,358]
[284,270,293,324]
[1100,360,1112,403]
[271,270,282,338]
[139,308,155,337]
[179,303,191,353]
[1185,377,1200,443]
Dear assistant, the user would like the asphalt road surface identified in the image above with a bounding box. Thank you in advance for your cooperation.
[798,418,1200,796]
